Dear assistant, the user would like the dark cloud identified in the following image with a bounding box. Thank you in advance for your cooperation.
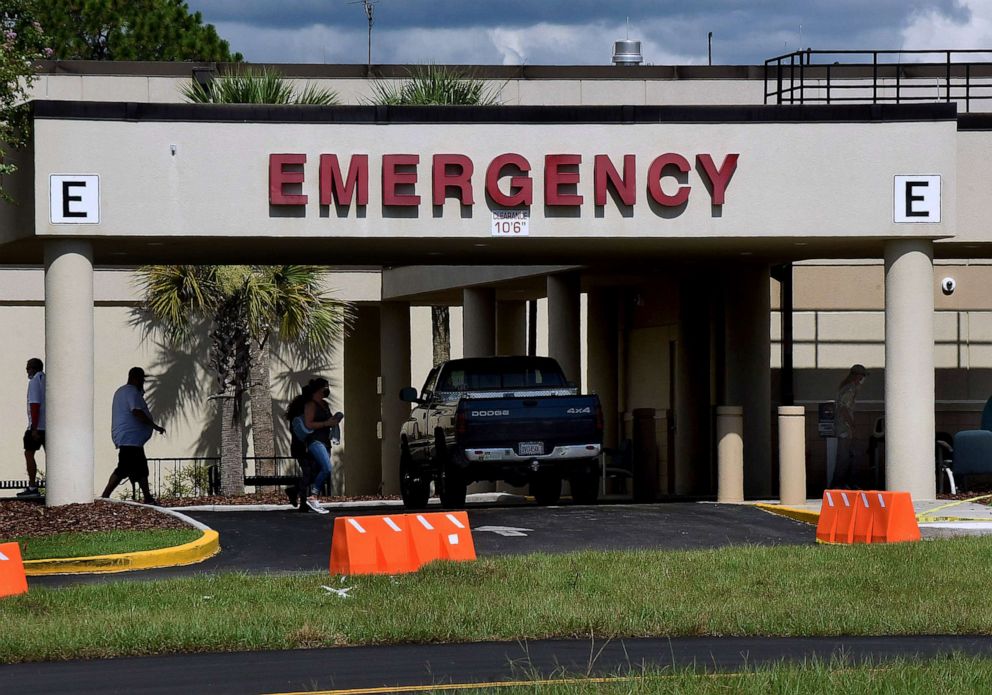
[186,0,979,64]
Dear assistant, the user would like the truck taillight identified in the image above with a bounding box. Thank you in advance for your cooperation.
[595,403,603,431]
[456,410,467,434]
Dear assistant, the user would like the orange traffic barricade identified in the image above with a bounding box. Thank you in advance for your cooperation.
[0,542,29,598]
[407,512,476,565]
[329,515,418,575]
[816,490,920,544]
[329,511,476,576]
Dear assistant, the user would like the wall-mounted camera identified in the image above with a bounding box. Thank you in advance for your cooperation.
[941,277,956,296]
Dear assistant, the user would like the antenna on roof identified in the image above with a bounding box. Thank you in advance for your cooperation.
[349,0,379,67]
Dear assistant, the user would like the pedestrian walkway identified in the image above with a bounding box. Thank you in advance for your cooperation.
[755,494,992,538]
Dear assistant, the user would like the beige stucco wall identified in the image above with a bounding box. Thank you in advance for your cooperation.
[0,268,380,490]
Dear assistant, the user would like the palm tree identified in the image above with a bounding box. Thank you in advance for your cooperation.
[372,65,502,367]
[137,265,352,495]
[141,69,344,493]
[181,67,339,105]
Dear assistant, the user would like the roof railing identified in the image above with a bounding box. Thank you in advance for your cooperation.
[764,49,992,112]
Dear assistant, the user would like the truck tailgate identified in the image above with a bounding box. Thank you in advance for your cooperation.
[458,395,601,453]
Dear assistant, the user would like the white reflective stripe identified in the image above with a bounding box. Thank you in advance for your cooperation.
[348,519,367,534]
[841,492,850,507]
[445,514,465,529]
[448,534,459,545]
[878,493,886,508]
[0,550,7,561]
[416,515,434,530]
[861,492,869,508]
[825,492,834,507]
[383,517,402,533]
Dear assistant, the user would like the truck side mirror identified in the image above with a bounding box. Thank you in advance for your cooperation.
[399,387,420,403]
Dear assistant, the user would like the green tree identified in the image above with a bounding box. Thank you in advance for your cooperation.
[32,0,241,61]
[0,0,48,202]
[138,265,352,496]
[372,65,501,367]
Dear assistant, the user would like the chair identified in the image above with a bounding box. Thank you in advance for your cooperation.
[950,396,992,492]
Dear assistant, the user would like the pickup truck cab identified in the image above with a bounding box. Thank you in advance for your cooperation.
[399,356,603,509]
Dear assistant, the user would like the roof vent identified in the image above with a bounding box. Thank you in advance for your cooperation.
[612,40,642,66]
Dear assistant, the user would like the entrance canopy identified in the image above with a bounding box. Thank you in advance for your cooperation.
[0,102,956,266]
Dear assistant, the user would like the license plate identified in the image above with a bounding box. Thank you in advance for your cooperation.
[518,441,544,456]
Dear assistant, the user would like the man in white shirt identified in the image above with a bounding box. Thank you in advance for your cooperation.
[100,367,166,505]
[17,358,45,498]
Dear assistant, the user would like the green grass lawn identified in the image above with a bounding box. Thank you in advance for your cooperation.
[3,537,992,663]
[1,529,202,561]
[458,655,992,694]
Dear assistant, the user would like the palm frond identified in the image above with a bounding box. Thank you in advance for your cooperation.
[180,67,339,106]
[369,64,503,106]
[135,265,218,344]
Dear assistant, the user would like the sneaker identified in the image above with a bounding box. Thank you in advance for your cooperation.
[286,485,298,507]
[16,486,40,498]
[305,498,328,514]
[143,497,159,506]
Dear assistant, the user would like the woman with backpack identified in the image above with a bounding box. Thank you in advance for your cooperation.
[286,377,342,513]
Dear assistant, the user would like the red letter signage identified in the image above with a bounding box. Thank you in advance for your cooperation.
[485,154,533,206]
[593,154,636,206]
[319,154,369,206]
[647,153,691,207]
[269,154,307,206]
[544,154,583,206]
[696,153,739,205]
[432,154,474,205]
[382,154,421,206]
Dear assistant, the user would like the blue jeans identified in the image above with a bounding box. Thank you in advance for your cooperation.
[307,440,331,494]
[291,416,332,494]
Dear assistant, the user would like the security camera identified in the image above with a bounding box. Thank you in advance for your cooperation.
[941,277,956,295]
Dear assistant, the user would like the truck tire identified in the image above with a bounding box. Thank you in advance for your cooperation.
[400,444,430,509]
[569,466,600,505]
[435,434,467,509]
[530,473,562,506]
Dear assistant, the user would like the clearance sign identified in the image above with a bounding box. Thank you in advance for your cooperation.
[268,152,739,214]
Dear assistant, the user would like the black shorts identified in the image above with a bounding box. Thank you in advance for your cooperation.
[113,446,149,481]
[23,430,45,452]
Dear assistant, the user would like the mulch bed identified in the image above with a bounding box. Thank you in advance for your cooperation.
[0,499,188,539]
[0,492,403,539]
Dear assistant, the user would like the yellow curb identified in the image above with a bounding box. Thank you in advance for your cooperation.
[755,503,820,525]
[22,529,220,576]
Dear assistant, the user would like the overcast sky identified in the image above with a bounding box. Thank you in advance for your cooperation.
[185,1,992,66]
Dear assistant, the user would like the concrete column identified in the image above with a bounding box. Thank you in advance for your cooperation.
[380,302,411,496]
[723,265,772,498]
[716,406,744,503]
[677,281,712,495]
[547,272,581,384]
[496,300,527,356]
[343,304,381,495]
[778,405,807,506]
[44,240,94,506]
[462,288,496,358]
[587,288,619,450]
[884,240,935,499]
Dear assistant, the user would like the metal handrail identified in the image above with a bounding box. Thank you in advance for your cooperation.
[143,455,309,498]
[764,49,992,112]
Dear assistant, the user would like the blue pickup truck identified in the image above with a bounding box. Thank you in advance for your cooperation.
[399,356,603,509]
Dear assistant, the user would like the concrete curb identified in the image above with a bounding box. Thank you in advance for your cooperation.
[23,530,220,576]
[22,498,220,576]
[754,503,819,525]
